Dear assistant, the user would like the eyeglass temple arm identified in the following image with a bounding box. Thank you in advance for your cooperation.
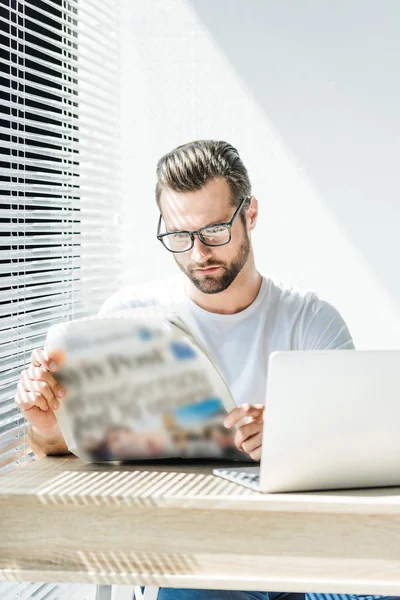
[230,195,251,225]
[157,213,162,236]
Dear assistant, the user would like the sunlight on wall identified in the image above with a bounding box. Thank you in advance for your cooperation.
[119,0,400,349]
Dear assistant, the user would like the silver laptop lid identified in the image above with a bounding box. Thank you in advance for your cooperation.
[260,350,400,493]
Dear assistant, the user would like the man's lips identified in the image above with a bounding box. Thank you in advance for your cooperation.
[194,266,222,274]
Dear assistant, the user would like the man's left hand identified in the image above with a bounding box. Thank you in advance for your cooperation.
[224,403,264,461]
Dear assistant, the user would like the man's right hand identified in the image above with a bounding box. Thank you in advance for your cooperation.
[15,348,67,437]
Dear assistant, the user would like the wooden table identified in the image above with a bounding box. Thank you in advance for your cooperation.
[1,455,400,594]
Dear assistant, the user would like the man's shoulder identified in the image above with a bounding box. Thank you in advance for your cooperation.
[266,277,343,327]
[97,275,185,315]
[265,277,354,349]
[267,277,321,314]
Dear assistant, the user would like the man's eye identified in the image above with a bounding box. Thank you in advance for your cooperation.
[203,226,227,236]
[173,233,189,241]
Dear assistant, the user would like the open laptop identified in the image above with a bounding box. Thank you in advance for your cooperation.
[213,350,400,493]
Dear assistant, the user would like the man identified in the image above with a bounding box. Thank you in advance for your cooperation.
[15,140,391,600]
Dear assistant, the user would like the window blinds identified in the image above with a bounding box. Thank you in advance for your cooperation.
[0,0,123,478]
[1,0,123,597]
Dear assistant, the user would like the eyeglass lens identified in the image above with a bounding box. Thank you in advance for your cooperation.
[163,224,230,252]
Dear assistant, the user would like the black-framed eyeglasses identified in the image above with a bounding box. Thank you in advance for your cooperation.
[157,195,251,253]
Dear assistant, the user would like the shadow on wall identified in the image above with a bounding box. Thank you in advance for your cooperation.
[187,0,400,305]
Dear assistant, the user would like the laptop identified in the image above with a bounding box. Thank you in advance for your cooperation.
[213,350,400,493]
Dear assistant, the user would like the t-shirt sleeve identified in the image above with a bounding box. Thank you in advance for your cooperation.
[298,297,355,350]
[97,287,137,316]
[96,277,181,316]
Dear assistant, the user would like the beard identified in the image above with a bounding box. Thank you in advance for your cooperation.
[174,230,251,295]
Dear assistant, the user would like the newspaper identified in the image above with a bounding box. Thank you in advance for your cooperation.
[45,307,246,462]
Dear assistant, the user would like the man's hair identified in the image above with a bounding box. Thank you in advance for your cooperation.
[155,140,251,214]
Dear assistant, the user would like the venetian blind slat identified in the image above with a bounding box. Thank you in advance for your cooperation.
[0,0,120,593]
[0,0,123,515]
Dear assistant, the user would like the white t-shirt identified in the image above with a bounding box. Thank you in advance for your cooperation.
[98,275,354,408]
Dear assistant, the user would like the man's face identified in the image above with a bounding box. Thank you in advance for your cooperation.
[159,178,251,295]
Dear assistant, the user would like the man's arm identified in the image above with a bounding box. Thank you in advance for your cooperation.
[298,298,355,350]
[28,424,71,458]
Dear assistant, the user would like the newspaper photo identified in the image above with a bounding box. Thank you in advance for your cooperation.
[45,307,246,463]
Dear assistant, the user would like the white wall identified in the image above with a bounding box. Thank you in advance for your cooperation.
[119,0,400,349]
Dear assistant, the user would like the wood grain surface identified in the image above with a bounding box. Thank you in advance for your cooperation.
[1,456,400,593]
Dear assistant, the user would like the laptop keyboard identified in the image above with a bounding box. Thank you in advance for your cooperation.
[213,467,261,491]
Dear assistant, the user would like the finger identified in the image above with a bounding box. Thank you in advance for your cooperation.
[25,365,54,383]
[241,431,263,455]
[31,347,58,372]
[31,347,48,366]
[234,421,261,450]
[25,366,65,396]
[16,382,50,412]
[249,445,262,461]
[22,367,66,404]
[224,403,264,429]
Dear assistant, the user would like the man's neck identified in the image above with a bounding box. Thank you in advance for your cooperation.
[184,266,263,315]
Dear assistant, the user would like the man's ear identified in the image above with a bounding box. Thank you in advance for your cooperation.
[246,196,258,231]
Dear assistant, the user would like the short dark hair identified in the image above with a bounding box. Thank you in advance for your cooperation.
[155,140,252,213]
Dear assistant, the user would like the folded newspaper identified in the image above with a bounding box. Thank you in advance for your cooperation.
[45,307,246,463]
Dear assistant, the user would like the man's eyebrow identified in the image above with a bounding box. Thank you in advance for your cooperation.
[167,217,226,232]
[166,223,185,232]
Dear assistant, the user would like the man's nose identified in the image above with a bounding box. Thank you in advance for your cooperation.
[190,235,212,262]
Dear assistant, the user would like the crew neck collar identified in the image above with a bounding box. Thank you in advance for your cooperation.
[184,276,268,322]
